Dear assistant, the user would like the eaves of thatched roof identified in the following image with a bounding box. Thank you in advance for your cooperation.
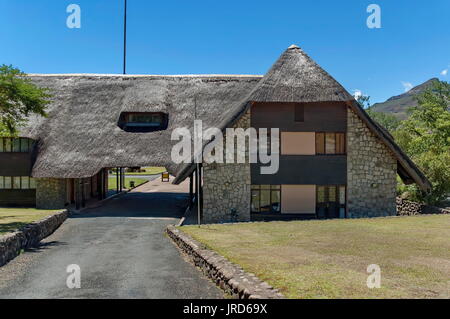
[173,45,431,192]
[20,74,262,178]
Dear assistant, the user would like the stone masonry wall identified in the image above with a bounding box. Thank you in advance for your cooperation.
[0,210,68,267]
[347,108,397,217]
[36,178,67,209]
[396,197,450,216]
[202,110,251,223]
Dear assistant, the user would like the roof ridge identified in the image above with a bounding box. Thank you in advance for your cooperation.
[27,73,263,78]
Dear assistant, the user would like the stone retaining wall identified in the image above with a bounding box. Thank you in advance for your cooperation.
[166,225,283,299]
[396,198,450,216]
[0,210,68,267]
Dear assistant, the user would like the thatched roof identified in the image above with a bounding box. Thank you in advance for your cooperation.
[249,44,354,103]
[20,74,262,178]
[173,45,431,192]
[19,45,430,192]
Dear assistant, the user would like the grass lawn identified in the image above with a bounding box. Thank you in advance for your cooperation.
[0,208,61,236]
[111,167,166,176]
[182,215,450,299]
[107,177,147,191]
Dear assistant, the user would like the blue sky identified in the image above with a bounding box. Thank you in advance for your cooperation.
[0,0,448,103]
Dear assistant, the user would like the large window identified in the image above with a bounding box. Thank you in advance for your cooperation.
[316,185,346,218]
[0,176,36,189]
[0,138,34,153]
[251,185,280,213]
[118,112,169,132]
[315,132,346,155]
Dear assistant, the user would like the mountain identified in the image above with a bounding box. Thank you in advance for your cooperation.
[371,78,439,119]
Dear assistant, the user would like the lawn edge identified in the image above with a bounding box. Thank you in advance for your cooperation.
[166,224,284,299]
[0,210,68,267]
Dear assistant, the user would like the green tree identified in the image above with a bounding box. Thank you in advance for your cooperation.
[366,108,401,132]
[0,65,51,135]
[394,81,450,204]
[356,94,401,132]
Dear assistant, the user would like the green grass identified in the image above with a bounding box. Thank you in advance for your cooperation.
[107,177,147,191]
[0,208,61,236]
[111,167,166,176]
[181,215,450,299]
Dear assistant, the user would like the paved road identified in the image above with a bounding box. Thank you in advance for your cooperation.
[0,181,222,299]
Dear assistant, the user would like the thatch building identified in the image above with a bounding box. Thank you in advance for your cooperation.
[0,45,430,221]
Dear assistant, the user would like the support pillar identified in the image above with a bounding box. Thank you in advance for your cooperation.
[189,172,194,208]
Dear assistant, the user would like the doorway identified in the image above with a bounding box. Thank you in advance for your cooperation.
[316,185,346,218]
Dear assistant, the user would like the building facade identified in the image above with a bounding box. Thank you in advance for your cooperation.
[1,45,430,221]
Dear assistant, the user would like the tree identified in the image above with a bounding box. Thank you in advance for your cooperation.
[394,81,450,204]
[0,65,51,136]
[356,94,401,132]
[366,108,401,132]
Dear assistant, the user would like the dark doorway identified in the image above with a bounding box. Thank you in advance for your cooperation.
[316,185,346,219]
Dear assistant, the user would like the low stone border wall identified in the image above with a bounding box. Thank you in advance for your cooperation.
[0,210,68,267]
[166,225,284,299]
[396,197,450,216]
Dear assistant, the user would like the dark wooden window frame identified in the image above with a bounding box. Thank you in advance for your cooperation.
[316,184,347,218]
[0,176,36,190]
[251,185,281,214]
[117,112,169,133]
[0,137,34,153]
[315,132,346,155]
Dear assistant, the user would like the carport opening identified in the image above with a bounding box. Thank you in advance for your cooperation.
[66,166,198,220]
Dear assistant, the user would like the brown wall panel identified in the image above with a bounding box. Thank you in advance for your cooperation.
[281,185,316,214]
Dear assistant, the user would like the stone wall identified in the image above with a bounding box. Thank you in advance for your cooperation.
[397,197,450,216]
[202,110,251,223]
[347,109,397,217]
[0,210,68,267]
[36,178,67,209]
[166,225,283,299]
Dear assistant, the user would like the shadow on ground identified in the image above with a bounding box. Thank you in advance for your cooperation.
[70,191,190,219]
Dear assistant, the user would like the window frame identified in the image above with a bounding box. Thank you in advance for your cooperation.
[0,176,36,190]
[117,112,169,133]
[251,185,281,214]
[316,184,347,218]
[315,132,346,155]
[0,138,33,153]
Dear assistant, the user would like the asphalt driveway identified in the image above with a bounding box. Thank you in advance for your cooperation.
[0,180,223,299]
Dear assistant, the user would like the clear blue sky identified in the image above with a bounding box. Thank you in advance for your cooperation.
[0,0,449,103]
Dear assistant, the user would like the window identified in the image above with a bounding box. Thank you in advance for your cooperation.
[315,133,346,155]
[251,185,281,213]
[118,112,169,132]
[0,176,36,189]
[294,104,304,122]
[316,185,346,218]
[0,138,33,153]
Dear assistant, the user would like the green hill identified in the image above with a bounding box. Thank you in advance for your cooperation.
[371,78,439,119]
